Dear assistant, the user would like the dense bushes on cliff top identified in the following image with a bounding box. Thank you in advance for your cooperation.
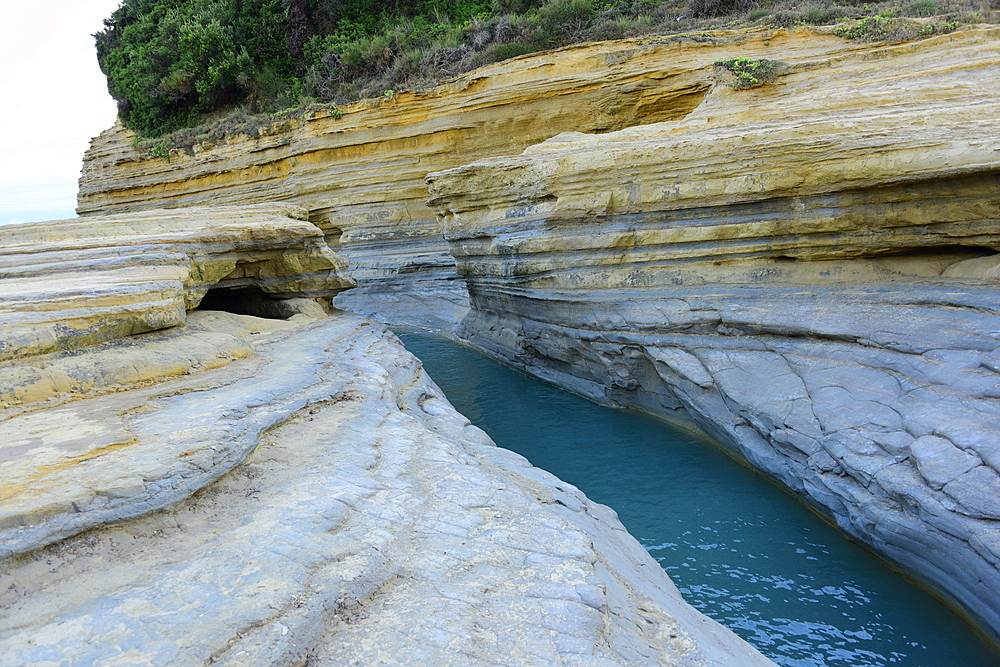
[96,0,998,138]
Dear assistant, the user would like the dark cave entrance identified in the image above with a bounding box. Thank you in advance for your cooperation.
[196,286,289,319]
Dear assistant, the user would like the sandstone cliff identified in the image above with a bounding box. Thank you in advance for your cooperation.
[77,26,915,331]
[76,36,709,329]
[0,211,770,663]
[426,26,1000,640]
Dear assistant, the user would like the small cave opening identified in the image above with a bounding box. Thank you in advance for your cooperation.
[196,287,291,320]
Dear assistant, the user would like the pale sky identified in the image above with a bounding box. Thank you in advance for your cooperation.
[0,0,123,224]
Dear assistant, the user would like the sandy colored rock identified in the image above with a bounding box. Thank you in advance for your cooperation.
[425,27,1000,641]
[76,25,925,329]
[0,204,352,367]
[943,254,1000,280]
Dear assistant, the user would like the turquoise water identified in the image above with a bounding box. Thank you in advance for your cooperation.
[396,330,1000,667]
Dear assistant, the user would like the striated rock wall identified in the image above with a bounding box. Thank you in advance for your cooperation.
[1,211,771,663]
[426,27,1000,640]
[78,26,900,329]
[0,203,352,367]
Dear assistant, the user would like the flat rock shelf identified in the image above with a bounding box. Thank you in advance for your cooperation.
[396,329,1000,667]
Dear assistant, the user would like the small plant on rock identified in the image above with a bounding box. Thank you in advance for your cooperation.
[147,141,170,160]
[834,15,923,40]
[713,57,783,89]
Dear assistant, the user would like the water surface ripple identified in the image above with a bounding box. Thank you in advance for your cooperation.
[397,330,1000,666]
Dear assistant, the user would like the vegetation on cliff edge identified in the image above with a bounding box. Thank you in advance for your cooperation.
[96,0,998,140]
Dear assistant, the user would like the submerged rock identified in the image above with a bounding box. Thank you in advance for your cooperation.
[0,213,770,664]
[426,27,1000,640]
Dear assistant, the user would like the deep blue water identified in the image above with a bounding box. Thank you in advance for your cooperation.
[396,330,1000,667]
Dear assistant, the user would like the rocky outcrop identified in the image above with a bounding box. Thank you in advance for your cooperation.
[78,26,898,329]
[0,203,352,368]
[0,213,770,663]
[426,27,1000,640]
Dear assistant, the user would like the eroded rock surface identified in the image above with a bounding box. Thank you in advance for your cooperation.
[426,27,1000,640]
[0,317,772,666]
[78,26,902,329]
[0,203,352,366]
[0,213,770,664]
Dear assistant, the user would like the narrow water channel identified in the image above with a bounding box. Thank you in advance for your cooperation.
[396,330,1000,667]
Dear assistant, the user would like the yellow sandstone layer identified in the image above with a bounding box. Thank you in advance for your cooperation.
[0,203,353,368]
[76,26,926,326]
[428,27,1000,281]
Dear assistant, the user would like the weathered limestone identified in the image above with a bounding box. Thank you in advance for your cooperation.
[1,213,770,663]
[75,40,712,329]
[0,203,352,366]
[78,26,908,329]
[426,27,1000,640]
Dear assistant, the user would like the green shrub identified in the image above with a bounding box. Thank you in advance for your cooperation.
[833,15,922,39]
[487,40,537,60]
[714,57,783,89]
[771,9,805,25]
[803,5,849,23]
[916,19,959,33]
[96,0,994,138]
[97,0,493,137]
[685,0,758,17]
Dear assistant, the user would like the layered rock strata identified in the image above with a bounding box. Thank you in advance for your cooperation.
[0,214,770,664]
[0,203,352,367]
[426,27,1000,640]
[79,27,900,329]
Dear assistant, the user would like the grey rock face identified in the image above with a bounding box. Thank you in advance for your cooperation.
[422,28,1000,641]
[453,281,1000,641]
[334,266,471,332]
[0,312,771,666]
